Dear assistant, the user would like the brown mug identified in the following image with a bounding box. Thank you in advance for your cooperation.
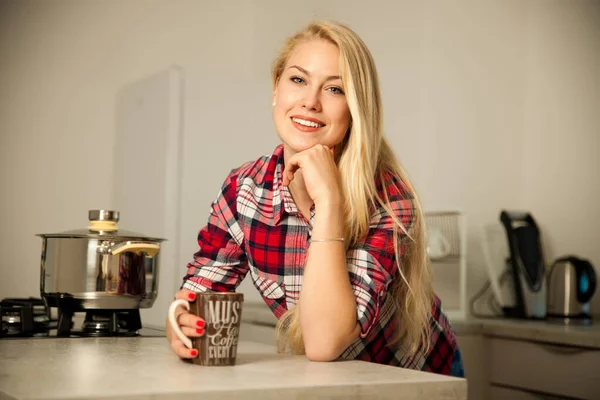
[168,292,244,366]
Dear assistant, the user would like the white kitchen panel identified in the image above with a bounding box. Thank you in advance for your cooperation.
[113,66,184,329]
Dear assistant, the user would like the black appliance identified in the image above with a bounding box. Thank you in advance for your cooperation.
[500,211,547,319]
[0,296,142,338]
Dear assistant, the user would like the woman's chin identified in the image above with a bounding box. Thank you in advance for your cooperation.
[280,137,319,154]
[287,144,317,155]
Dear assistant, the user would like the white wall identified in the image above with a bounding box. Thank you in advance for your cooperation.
[1,0,598,321]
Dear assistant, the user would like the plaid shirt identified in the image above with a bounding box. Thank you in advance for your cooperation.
[182,144,459,375]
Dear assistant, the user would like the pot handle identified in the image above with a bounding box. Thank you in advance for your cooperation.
[109,241,160,257]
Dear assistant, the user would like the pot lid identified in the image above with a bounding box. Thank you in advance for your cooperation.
[36,210,167,241]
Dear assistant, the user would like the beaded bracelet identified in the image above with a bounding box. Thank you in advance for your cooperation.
[310,237,345,243]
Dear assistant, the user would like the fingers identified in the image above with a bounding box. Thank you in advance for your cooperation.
[175,289,197,301]
[169,289,205,361]
[282,165,299,186]
[282,144,336,186]
[178,311,206,332]
[169,290,205,361]
[181,325,205,338]
[282,154,299,186]
[173,289,205,328]
[171,337,199,359]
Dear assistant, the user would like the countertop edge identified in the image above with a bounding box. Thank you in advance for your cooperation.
[30,381,466,400]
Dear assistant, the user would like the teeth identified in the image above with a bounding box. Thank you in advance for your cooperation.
[292,117,323,128]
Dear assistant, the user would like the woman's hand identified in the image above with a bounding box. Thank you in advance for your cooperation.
[282,144,342,207]
[166,289,205,359]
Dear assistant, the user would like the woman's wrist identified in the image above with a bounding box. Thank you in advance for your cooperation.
[314,192,343,212]
[313,200,345,238]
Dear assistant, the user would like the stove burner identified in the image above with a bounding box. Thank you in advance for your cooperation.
[78,310,141,337]
[1,296,142,338]
[0,298,51,337]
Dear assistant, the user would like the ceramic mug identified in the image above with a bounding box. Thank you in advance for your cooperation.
[427,227,451,260]
[168,292,244,366]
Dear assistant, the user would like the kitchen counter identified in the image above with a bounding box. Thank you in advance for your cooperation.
[450,317,600,348]
[0,337,465,400]
[243,303,600,349]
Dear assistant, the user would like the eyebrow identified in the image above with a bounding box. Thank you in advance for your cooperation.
[288,65,341,82]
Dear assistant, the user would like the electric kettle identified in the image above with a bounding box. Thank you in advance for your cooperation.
[547,255,596,320]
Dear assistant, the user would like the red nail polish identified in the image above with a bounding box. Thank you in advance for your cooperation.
[188,293,196,300]
[196,320,205,328]
[191,349,198,357]
[196,328,204,334]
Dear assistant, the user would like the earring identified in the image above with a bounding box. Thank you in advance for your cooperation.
[272,101,276,107]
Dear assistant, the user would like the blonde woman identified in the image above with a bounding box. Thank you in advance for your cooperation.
[167,20,463,376]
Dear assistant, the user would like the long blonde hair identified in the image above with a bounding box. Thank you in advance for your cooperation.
[272,21,433,357]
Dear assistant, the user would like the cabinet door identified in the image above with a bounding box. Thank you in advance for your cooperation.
[456,334,489,400]
[490,338,600,399]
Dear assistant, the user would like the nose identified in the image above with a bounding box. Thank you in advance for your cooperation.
[301,88,321,112]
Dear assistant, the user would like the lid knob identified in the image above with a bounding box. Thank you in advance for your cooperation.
[89,210,120,223]
[88,210,119,232]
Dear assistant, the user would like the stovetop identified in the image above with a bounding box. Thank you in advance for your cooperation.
[0,297,164,339]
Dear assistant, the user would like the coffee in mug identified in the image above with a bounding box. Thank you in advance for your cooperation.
[168,292,244,366]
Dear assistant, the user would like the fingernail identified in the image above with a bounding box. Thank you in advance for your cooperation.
[188,293,196,300]
[196,320,205,328]
[196,328,204,335]
[191,349,198,357]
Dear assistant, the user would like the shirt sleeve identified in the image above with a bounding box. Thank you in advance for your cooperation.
[182,170,249,292]
[346,174,415,338]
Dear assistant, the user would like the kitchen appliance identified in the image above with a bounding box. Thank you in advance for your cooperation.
[38,210,166,310]
[498,211,547,319]
[0,297,159,338]
[547,256,596,321]
[0,298,50,337]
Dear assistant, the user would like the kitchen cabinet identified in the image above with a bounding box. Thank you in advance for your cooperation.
[456,333,490,400]
[489,338,600,399]
[457,334,600,400]
[453,317,600,400]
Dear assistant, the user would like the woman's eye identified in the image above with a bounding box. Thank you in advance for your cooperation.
[291,76,305,85]
[328,86,345,95]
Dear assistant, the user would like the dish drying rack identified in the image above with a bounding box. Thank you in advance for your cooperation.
[424,211,467,320]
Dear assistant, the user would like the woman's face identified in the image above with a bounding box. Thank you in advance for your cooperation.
[273,39,351,158]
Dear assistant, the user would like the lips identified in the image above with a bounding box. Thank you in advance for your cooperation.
[290,115,326,130]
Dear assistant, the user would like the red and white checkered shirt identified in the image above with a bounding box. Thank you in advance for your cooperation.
[182,144,458,374]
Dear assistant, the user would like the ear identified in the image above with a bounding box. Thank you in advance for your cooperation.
[272,78,280,106]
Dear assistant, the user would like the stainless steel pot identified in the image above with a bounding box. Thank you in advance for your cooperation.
[37,210,166,310]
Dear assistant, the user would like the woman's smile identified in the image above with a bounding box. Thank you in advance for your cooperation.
[290,115,326,132]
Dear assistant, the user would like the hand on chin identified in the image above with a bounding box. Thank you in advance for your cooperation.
[282,144,342,207]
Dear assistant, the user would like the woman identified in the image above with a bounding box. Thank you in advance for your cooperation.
[166,20,463,377]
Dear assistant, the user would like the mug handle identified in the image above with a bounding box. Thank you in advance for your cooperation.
[168,299,193,349]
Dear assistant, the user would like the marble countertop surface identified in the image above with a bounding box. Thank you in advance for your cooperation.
[242,302,600,349]
[0,337,465,400]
